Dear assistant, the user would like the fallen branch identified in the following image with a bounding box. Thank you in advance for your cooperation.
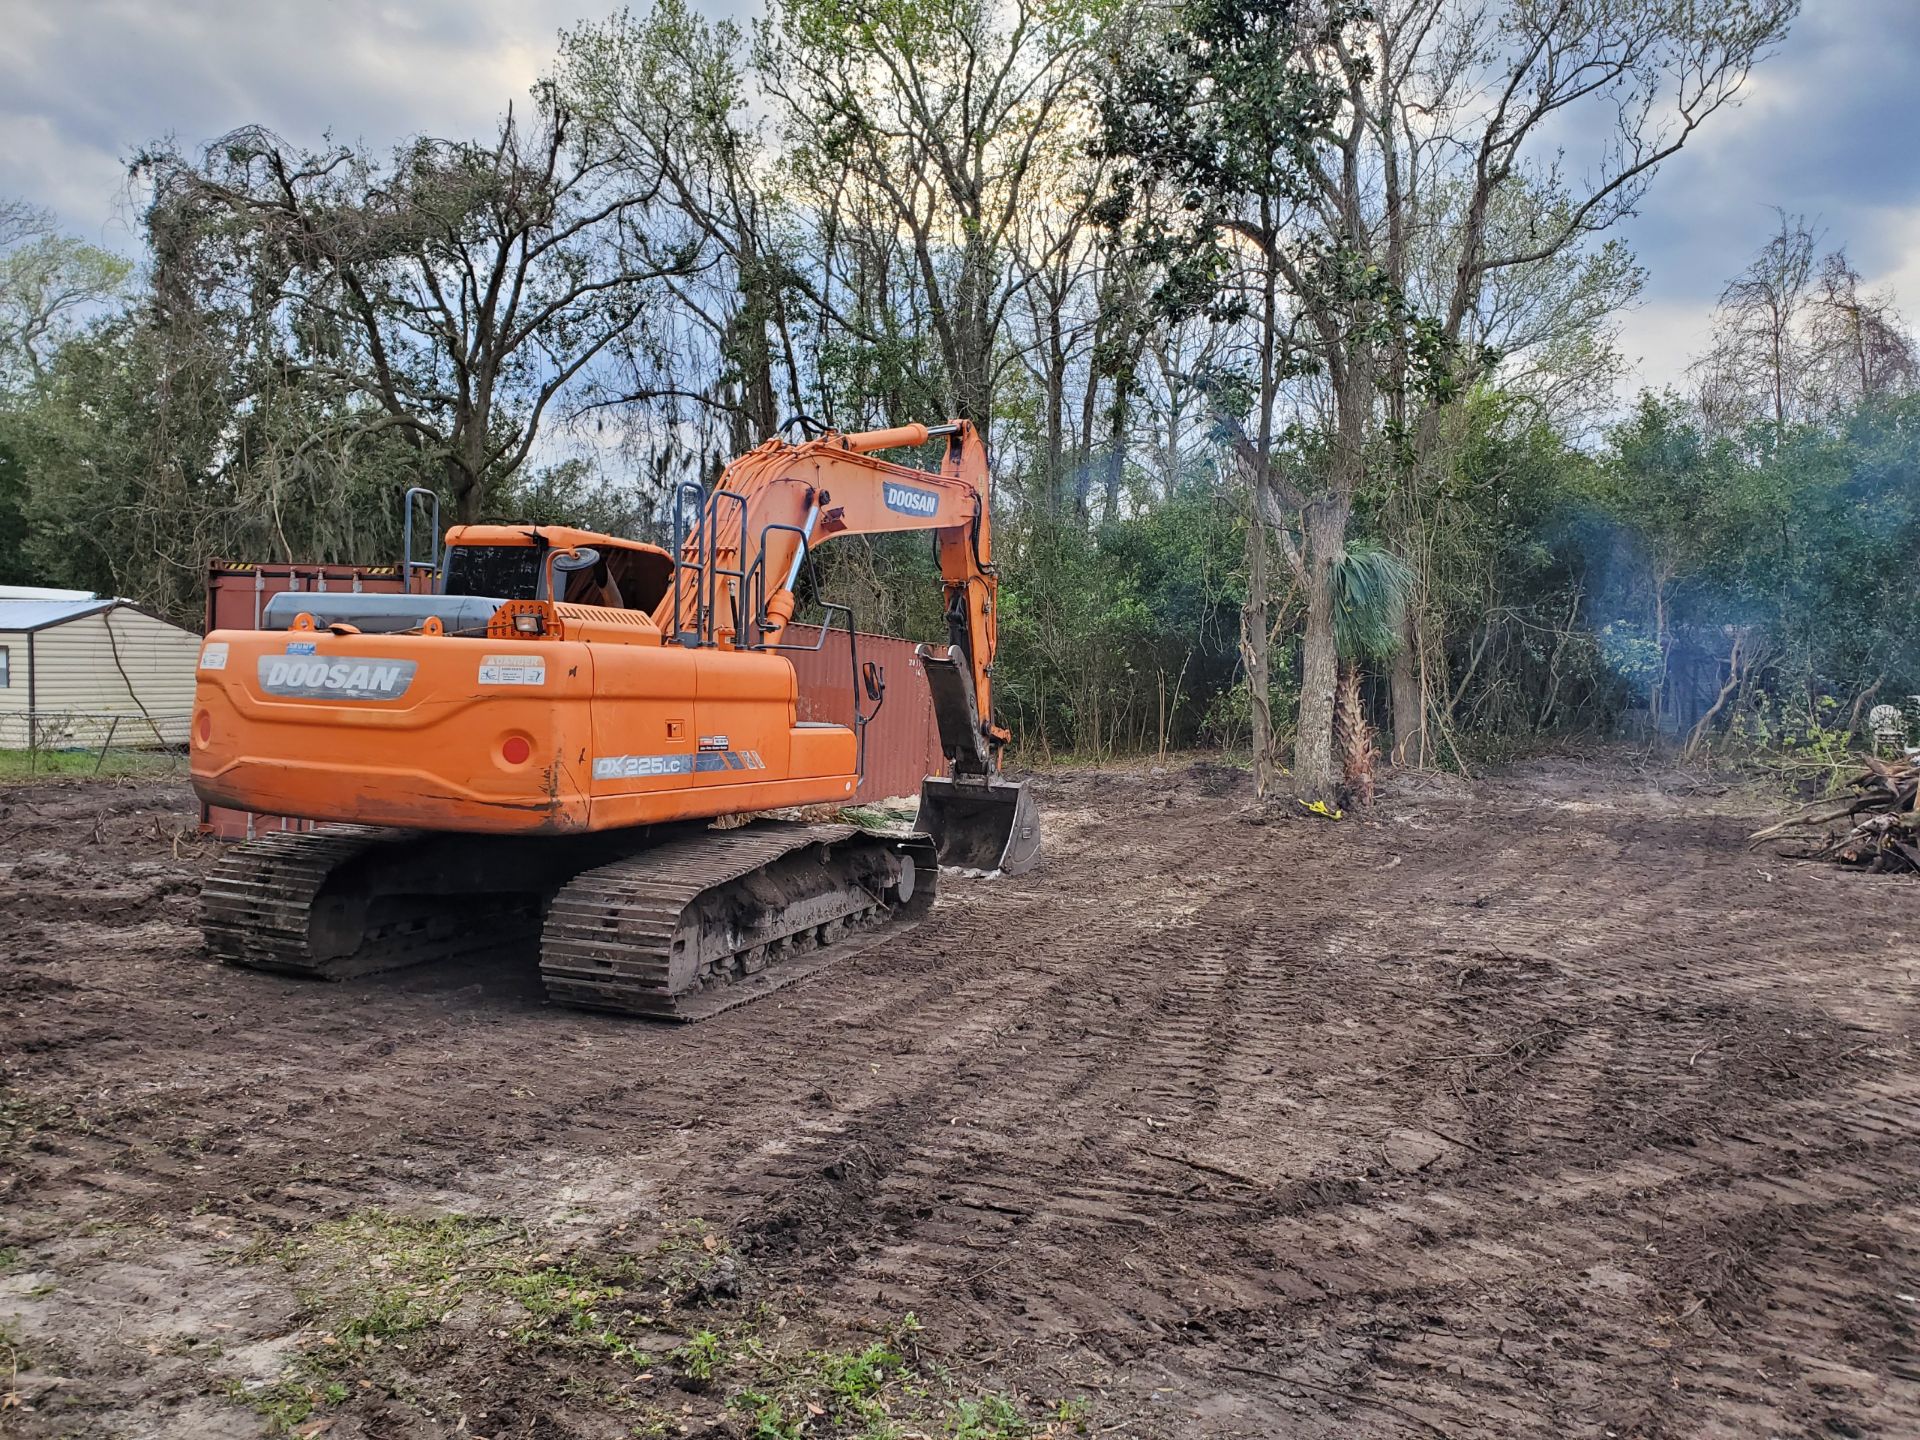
[1751,759,1920,873]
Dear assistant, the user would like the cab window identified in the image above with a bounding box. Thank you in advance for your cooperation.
[442,546,540,600]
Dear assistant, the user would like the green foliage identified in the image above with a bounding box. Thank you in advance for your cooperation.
[0,425,29,585]
[1577,390,1920,745]
[675,1328,722,1382]
[0,205,130,385]
[1597,623,1663,694]
[7,313,441,624]
[1328,542,1413,661]
[1096,0,1346,324]
[996,485,1247,754]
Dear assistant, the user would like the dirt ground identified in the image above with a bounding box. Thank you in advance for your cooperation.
[2,756,1916,1439]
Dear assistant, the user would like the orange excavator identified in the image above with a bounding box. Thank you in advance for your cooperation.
[190,420,1039,1019]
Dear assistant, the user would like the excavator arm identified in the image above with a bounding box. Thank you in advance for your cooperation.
[652,419,1038,873]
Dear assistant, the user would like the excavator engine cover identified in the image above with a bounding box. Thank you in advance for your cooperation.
[917,775,1041,876]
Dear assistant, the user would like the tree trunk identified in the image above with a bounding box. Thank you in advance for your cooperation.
[1334,658,1374,807]
[1295,494,1350,803]
[1389,608,1425,767]
[1241,492,1278,797]
[450,452,484,525]
[1682,630,1746,760]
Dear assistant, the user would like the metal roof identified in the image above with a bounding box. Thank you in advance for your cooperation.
[0,597,116,633]
[0,584,97,601]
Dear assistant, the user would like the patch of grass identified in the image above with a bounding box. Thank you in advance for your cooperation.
[711,1315,1063,1440]
[0,748,182,783]
[949,1393,1037,1439]
[222,1373,350,1435]
[0,1247,19,1274]
[235,1211,1086,1440]
[244,1207,675,1396]
[287,1210,520,1353]
[723,1338,907,1439]
[497,1263,655,1368]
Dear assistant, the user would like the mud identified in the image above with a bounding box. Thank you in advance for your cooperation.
[1,759,1916,1437]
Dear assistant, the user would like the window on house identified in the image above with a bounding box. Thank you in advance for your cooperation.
[0,645,9,688]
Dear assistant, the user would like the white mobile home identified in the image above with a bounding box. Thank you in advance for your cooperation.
[0,588,202,748]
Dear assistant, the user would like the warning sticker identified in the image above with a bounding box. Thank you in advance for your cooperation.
[479,655,546,686]
[199,642,229,671]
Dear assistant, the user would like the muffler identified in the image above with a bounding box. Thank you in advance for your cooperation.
[916,775,1042,876]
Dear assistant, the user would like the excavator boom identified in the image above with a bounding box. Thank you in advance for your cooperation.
[656,420,1038,874]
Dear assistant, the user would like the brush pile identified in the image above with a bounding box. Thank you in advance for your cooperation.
[1749,757,1920,872]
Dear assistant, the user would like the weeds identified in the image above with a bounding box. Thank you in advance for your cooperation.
[284,1210,521,1355]
[230,1210,1080,1439]
[674,1328,721,1382]
[222,1373,347,1435]
[950,1394,1036,1438]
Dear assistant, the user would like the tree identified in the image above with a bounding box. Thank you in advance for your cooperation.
[1344,0,1798,770]
[1098,0,1344,797]
[756,0,1111,444]
[135,97,695,523]
[1104,0,1793,796]
[0,200,131,386]
[1808,252,1918,408]
[1691,211,1818,432]
[557,1,802,464]
[1588,392,1742,728]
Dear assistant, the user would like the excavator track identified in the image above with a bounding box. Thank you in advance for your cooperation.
[202,826,551,980]
[202,820,935,1017]
[539,823,936,1020]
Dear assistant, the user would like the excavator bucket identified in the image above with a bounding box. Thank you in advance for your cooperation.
[916,775,1042,876]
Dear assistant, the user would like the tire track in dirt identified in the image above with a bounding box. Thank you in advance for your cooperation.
[5,764,1918,1439]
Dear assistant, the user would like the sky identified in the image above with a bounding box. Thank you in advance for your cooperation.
[1,0,1916,405]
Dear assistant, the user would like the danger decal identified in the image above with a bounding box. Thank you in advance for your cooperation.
[479,655,547,686]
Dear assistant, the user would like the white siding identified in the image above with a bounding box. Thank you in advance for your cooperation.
[0,606,202,745]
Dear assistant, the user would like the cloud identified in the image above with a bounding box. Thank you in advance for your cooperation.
[1614,298,1717,401]
[0,0,627,250]
[1608,0,1920,399]
[4,0,1917,420]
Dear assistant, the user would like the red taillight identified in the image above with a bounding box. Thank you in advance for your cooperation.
[501,735,531,765]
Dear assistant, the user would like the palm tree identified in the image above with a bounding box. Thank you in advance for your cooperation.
[1328,543,1415,806]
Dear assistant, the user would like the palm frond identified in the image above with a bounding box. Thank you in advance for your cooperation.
[1330,541,1414,660]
